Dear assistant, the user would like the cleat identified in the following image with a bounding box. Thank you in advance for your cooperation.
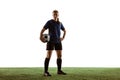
[57,70,67,75]
[44,72,51,76]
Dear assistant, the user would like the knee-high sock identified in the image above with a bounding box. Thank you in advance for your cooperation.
[57,58,62,71]
[44,58,50,73]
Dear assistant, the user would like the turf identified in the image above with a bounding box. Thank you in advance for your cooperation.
[0,67,120,80]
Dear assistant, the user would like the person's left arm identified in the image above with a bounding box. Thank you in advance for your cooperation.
[60,23,66,41]
[61,29,66,41]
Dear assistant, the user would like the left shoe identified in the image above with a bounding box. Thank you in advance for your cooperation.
[57,70,67,75]
[44,72,52,76]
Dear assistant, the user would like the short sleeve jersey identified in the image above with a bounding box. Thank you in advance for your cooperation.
[44,19,65,43]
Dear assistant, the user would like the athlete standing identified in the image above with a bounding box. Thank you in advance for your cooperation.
[40,10,66,76]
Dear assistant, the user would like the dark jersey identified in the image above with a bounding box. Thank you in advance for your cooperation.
[44,19,65,43]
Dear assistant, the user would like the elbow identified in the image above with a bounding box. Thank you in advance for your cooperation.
[64,29,66,33]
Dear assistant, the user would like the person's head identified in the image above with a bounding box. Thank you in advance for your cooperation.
[52,10,59,21]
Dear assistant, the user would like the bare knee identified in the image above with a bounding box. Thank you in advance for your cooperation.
[58,54,62,59]
[56,50,62,59]
[46,50,53,59]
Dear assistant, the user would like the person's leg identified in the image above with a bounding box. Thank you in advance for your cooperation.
[55,42,66,75]
[56,50,62,71]
[44,42,54,76]
[56,50,66,75]
[44,50,52,73]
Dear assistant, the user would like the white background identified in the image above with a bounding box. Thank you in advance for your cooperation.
[0,0,120,67]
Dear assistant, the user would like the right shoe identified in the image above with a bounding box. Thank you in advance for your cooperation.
[44,72,51,76]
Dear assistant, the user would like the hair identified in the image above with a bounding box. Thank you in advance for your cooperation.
[53,10,60,23]
[53,10,59,13]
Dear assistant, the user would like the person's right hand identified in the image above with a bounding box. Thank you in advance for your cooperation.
[40,35,45,43]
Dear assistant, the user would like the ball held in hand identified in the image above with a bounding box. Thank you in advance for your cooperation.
[43,34,50,42]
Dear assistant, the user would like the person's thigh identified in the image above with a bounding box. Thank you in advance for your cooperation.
[46,42,54,50]
[55,42,62,50]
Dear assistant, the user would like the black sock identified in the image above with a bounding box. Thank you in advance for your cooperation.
[44,58,50,73]
[57,58,62,71]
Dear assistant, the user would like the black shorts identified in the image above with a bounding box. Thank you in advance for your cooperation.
[46,42,62,50]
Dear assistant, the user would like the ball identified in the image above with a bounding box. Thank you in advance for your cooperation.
[43,34,50,42]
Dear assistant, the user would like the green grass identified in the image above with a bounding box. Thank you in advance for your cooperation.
[0,67,120,80]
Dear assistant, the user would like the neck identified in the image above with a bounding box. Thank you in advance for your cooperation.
[53,18,58,21]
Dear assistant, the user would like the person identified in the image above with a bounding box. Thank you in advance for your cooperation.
[40,10,66,76]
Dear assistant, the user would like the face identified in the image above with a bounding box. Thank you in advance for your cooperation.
[53,12,59,19]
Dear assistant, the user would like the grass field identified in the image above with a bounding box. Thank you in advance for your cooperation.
[0,67,120,80]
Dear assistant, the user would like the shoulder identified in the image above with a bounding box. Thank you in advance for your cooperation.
[46,19,54,24]
[48,19,54,22]
[60,22,63,25]
[45,19,52,25]
[46,19,51,23]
